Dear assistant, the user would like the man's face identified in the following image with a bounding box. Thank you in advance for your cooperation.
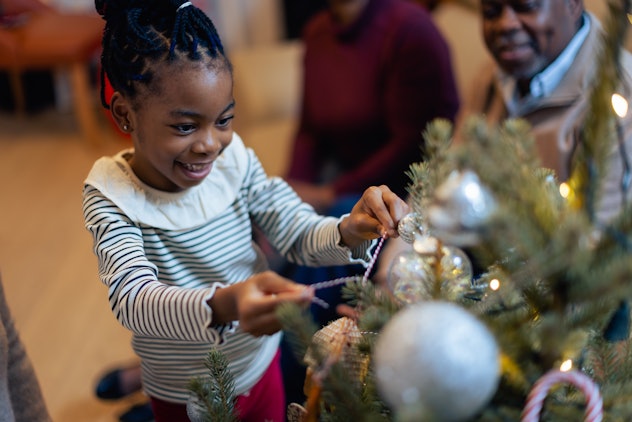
[481,0,583,82]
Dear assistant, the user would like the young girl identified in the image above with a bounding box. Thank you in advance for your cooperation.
[83,1,408,421]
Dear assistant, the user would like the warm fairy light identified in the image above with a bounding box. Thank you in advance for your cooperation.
[560,359,573,372]
[628,13,632,24]
[612,93,628,118]
[489,278,500,291]
[559,182,571,198]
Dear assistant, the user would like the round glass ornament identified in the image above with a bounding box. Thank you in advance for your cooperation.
[387,244,474,303]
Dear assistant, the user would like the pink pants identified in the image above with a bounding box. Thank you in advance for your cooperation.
[150,350,285,422]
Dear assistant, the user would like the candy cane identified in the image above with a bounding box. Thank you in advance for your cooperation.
[521,369,603,422]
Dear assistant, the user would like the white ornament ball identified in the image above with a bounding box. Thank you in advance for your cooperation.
[373,301,500,421]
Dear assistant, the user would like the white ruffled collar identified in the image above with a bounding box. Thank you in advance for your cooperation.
[85,132,250,230]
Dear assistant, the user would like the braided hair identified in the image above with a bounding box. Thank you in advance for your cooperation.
[96,0,230,109]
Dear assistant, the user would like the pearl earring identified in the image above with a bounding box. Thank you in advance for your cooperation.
[123,124,129,131]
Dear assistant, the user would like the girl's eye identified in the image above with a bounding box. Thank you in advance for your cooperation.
[173,124,196,134]
[217,115,234,128]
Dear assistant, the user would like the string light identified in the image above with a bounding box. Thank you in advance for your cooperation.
[560,359,573,372]
[489,278,500,291]
[611,93,628,118]
[559,182,571,199]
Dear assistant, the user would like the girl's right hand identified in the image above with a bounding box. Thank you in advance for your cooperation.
[339,185,409,247]
[209,271,314,337]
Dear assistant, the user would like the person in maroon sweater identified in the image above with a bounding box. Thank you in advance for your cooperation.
[285,0,459,211]
[280,0,460,409]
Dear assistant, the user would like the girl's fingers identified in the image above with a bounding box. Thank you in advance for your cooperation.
[237,276,314,336]
[356,186,408,238]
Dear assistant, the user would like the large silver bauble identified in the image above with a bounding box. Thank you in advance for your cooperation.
[373,301,500,421]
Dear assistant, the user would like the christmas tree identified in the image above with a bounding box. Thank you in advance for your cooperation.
[190,0,632,420]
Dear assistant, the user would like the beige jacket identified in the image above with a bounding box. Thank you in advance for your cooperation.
[460,12,632,224]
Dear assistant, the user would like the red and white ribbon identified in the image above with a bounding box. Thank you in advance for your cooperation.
[521,369,603,422]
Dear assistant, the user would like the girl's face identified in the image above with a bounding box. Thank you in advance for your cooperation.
[111,60,235,192]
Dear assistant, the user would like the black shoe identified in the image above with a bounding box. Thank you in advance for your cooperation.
[95,369,134,400]
[119,402,154,422]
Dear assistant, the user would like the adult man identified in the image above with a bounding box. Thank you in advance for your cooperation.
[375,0,632,284]
[461,0,632,223]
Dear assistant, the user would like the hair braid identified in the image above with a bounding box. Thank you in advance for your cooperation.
[96,0,229,109]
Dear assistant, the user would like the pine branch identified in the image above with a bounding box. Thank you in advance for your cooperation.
[188,349,239,422]
[406,118,455,216]
[276,302,319,364]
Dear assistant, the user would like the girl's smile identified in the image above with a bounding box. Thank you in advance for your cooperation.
[176,159,213,181]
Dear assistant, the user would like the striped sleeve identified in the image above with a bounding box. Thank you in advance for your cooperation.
[82,185,226,345]
[243,149,374,267]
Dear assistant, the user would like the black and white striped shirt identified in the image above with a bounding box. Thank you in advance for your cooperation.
[82,134,372,403]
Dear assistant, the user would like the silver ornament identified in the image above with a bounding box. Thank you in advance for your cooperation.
[386,244,474,304]
[428,170,496,247]
[373,302,500,421]
[397,212,425,244]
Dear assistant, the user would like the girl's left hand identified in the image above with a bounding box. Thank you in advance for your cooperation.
[339,185,409,248]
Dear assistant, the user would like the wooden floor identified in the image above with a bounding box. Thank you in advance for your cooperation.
[0,108,151,421]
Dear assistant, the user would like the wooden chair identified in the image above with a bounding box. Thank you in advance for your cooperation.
[0,3,105,143]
